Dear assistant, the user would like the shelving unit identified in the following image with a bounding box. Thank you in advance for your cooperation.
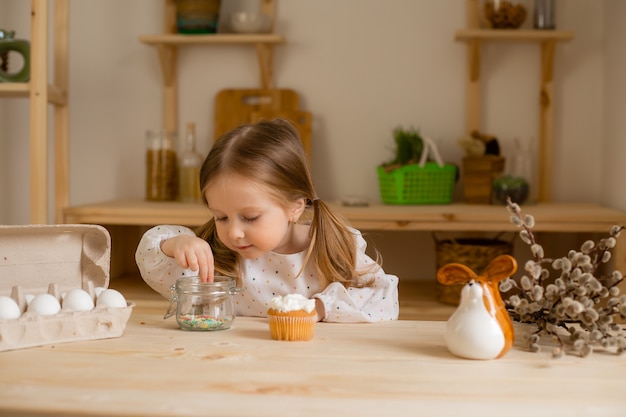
[0,0,69,224]
[59,1,626,303]
[455,0,574,202]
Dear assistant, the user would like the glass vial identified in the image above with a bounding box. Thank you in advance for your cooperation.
[178,122,204,203]
[534,0,555,29]
[145,129,178,201]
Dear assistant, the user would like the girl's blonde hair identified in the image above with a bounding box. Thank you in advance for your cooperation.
[195,118,378,288]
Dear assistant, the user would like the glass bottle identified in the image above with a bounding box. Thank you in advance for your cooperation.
[145,129,178,201]
[177,122,204,203]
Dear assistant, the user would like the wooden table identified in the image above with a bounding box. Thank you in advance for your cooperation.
[1,292,625,417]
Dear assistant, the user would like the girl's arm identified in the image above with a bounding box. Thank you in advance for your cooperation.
[313,230,400,322]
[135,225,212,298]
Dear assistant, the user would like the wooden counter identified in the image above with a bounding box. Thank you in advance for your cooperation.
[1,288,625,417]
[63,200,626,233]
[63,200,626,279]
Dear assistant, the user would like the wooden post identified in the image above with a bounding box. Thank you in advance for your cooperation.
[465,0,481,136]
[53,0,69,224]
[538,41,555,202]
[162,0,178,134]
[29,0,49,224]
[256,43,274,89]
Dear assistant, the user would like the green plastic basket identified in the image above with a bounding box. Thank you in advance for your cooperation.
[377,162,457,205]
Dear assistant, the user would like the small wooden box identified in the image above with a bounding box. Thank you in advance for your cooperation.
[462,156,505,204]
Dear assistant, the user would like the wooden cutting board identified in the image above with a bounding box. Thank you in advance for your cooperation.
[213,89,300,141]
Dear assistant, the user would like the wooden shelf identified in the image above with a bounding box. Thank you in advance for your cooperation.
[455,29,575,42]
[63,199,626,233]
[139,33,284,45]
[0,83,29,97]
[0,82,67,105]
[63,199,626,283]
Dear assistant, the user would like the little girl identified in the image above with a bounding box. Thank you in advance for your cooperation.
[135,119,399,322]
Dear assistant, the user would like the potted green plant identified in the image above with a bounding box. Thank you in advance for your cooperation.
[380,127,424,171]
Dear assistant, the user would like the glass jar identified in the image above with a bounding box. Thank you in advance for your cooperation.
[0,29,30,82]
[175,0,221,34]
[145,129,178,201]
[492,138,536,205]
[480,0,530,29]
[165,276,240,331]
[533,0,555,29]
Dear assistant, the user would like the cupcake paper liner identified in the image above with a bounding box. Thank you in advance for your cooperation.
[268,314,315,341]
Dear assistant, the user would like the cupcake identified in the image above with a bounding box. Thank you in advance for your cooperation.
[267,294,316,341]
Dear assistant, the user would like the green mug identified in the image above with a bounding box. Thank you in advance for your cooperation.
[0,29,30,83]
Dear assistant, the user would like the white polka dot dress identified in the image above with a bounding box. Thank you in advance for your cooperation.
[136,225,399,322]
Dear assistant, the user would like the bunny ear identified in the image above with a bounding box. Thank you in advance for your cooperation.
[483,255,518,282]
[437,263,477,285]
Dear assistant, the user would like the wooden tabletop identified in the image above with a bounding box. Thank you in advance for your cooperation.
[1,289,625,417]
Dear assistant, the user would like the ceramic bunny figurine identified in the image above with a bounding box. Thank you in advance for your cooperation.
[437,254,517,360]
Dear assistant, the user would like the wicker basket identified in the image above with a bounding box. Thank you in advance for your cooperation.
[434,233,514,305]
[377,136,457,205]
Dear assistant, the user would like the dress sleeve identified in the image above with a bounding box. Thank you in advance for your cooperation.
[312,229,399,322]
[134,225,197,299]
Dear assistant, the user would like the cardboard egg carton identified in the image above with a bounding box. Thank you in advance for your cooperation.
[0,224,134,351]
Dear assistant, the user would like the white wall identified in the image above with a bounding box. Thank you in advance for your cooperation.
[0,0,623,279]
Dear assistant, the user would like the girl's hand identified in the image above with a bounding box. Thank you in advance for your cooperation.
[160,235,215,282]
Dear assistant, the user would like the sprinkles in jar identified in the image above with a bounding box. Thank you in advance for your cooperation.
[165,276,239,331]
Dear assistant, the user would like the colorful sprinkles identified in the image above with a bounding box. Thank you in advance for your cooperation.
[177,314,229,331]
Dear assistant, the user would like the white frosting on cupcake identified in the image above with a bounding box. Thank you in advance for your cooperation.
[269,294,315,313]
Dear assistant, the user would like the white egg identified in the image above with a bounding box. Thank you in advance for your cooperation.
[0,295,21,320]
[96,289,127,308]
[94,286,106,297]
[62,288,95,312]
[25,294,35,304]
[28,293,61,316]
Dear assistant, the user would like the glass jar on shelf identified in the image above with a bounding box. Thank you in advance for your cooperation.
[533,0,556,29]
[492,138,537,205]
[145,129,178,201]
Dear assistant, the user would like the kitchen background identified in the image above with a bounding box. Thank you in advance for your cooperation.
[1,0,625,281]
